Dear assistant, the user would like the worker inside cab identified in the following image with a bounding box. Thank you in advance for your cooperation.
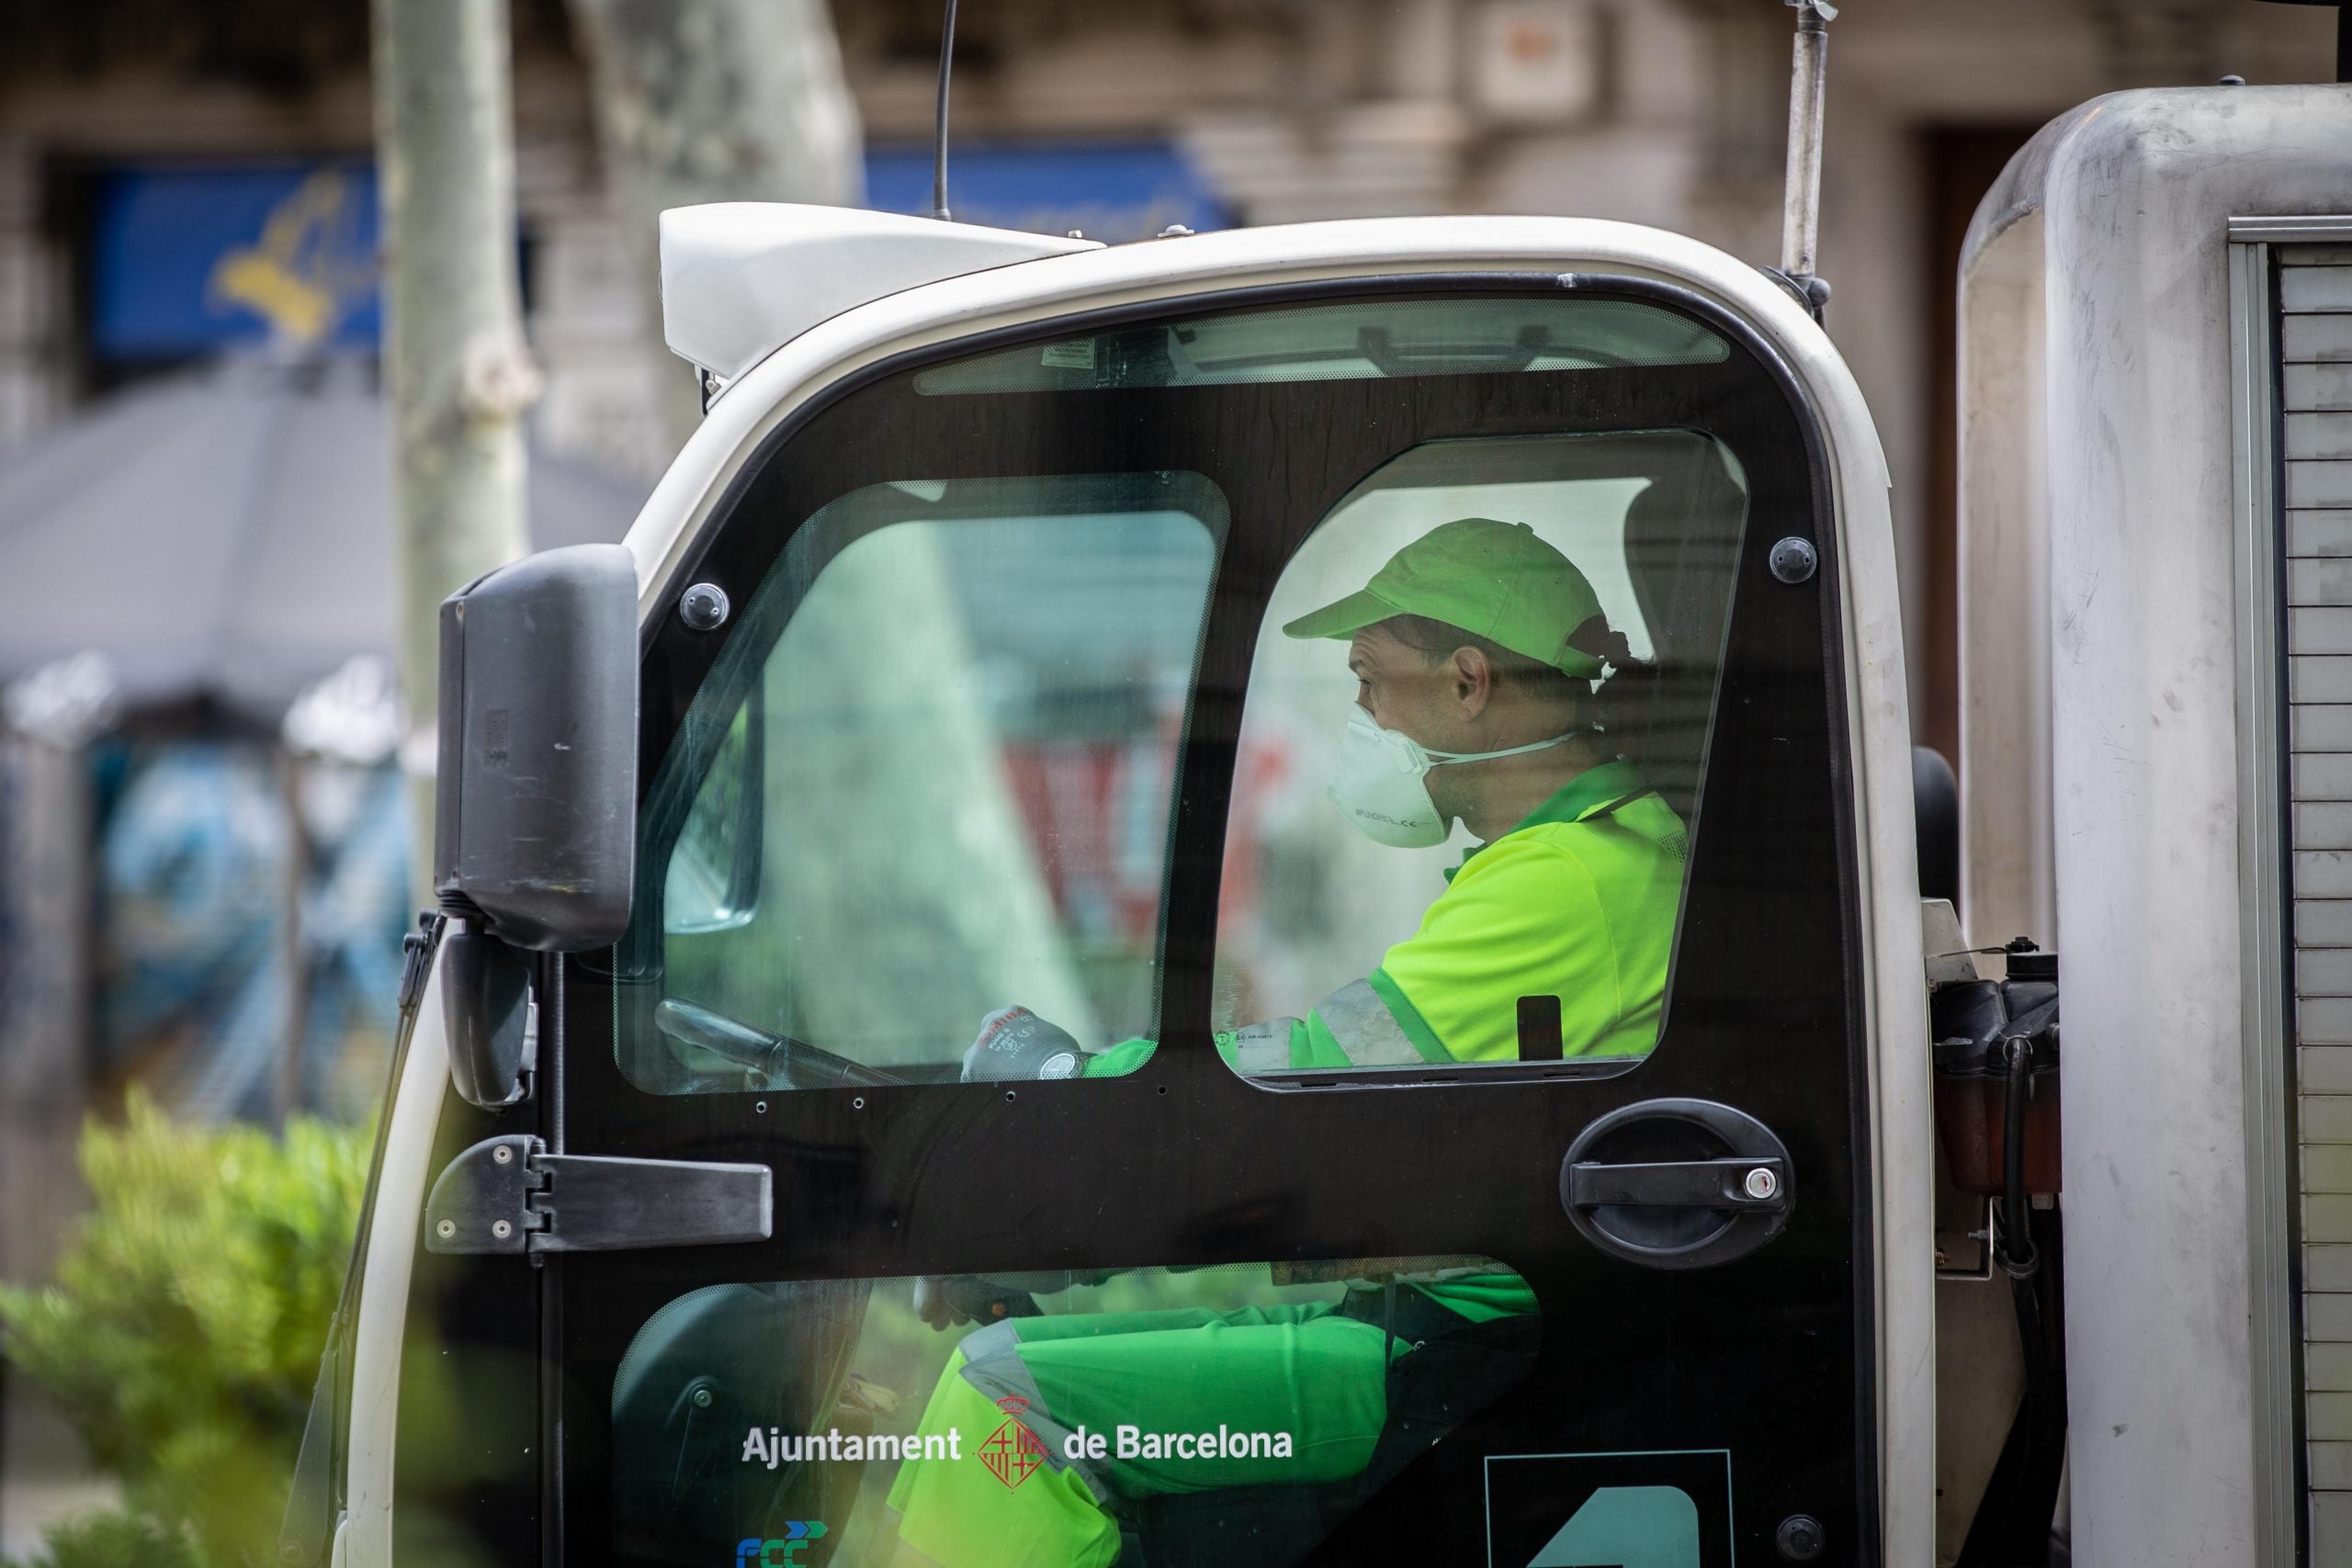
[873,519,1688,1567]
[958,514,1688,1085]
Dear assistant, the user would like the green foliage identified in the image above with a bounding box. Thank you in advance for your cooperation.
[0,1096,370,1568]
[2,1509,201,1568]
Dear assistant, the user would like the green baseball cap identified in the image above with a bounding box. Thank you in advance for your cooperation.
[1282,517,1608,678]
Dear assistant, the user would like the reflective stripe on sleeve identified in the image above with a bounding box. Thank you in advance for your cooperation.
[1310,978,1426,1067]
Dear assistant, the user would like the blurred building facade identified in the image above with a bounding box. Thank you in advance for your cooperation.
[0,0,2336,749]
[0,0,2334,1303]
[0,0,2330,1298]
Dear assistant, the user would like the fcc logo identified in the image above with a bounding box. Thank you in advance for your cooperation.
[733,1523,827,1566]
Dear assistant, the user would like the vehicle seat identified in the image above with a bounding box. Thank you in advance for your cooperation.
[609,1280,874,1564]
[1617,457,1748,826]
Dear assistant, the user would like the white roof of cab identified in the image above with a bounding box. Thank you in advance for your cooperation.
[661,204,1101,384]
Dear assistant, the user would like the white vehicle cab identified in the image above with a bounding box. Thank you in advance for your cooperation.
[280,42,2352,1568]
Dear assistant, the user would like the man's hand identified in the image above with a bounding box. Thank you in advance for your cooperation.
[961,1006,1082,1082]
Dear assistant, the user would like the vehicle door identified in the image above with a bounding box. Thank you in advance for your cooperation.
[394,276,1873,1568]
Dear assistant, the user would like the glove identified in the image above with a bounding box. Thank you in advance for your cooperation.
[961,1006,1082,1082]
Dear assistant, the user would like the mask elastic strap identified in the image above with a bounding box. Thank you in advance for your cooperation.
[1424,730,1577,766]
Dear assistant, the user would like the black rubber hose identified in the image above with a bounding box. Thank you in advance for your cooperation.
[1996,1033,2039,1280]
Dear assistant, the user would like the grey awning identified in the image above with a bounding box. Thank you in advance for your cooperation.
[0,355,649,721]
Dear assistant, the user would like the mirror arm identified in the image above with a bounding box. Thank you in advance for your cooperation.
[443,909,537,1110]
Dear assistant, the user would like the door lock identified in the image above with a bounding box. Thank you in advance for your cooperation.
[1561,1099,1796,1269]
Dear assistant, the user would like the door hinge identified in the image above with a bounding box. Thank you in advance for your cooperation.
[423,1134,772,1257]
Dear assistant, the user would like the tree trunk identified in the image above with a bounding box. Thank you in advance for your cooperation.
[568,0,862,447]
[0,731,93,1286]
[372,0,538,895]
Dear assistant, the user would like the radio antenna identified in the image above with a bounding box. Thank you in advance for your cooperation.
[1780,0,1837,288]
[932,0,959,220]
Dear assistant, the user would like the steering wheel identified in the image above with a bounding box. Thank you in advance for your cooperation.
[654,997,913,1090]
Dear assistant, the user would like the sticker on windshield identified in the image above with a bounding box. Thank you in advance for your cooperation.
[1484,1450,1734,1568]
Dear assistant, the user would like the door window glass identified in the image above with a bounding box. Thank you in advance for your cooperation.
[1209,433,1746,1077]
[610,1258,1534,1566]
[621,474,1223,1095]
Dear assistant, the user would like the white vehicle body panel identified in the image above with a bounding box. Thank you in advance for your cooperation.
[1959,83,2352,1567]
[343,948,453,1568]
[350,209,1931,1562]
[660,203,1100,386]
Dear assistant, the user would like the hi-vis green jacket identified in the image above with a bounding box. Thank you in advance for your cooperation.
[1087,759,1688,1076]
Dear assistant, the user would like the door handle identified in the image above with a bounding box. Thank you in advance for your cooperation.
[1560,1099,1795,1270]
[1565,1155,1787,1211]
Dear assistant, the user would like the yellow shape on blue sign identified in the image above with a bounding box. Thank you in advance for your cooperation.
[208,168,372,346]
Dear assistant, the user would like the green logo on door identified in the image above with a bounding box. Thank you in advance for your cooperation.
[1485,1450,1733,1568]
[1526,1484,1702,1568]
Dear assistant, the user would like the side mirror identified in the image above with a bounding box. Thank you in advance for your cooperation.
[435,544,639,1109]
[435,543,639,948]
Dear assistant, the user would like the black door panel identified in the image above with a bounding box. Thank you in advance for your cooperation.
[393,277,1869,1568]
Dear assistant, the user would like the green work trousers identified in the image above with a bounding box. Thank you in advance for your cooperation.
[880,1303,1393,1568]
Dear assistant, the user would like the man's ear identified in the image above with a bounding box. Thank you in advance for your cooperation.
[1452,646,1493,716]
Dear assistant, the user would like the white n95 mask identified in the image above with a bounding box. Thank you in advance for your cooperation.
[1326,706,1575,849]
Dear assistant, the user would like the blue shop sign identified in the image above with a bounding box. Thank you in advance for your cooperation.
[88,144,1227,359]
[92,163,382,357]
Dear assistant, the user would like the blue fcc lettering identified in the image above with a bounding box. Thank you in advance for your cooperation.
[733,1522,827,1566]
